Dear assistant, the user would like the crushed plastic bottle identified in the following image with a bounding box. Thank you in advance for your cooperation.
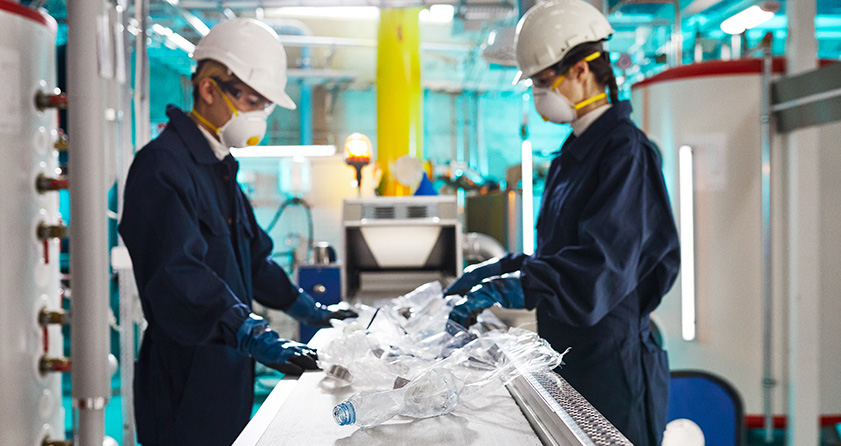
[325,281,568,429]
[333,390,404,428]
[333,367,462,428]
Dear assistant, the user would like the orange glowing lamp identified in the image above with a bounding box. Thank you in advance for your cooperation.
[344,133,373,193]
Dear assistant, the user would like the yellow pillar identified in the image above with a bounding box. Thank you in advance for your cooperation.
[376,8,423,196]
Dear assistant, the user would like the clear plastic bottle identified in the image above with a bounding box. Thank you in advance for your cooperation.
[333,368,462,428]
[333,389,404,428]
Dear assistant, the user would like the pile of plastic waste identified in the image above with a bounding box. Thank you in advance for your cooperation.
[319,281,567,428]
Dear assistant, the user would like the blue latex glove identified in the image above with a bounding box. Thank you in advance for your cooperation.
[284,290,358,328]
[236,314,319,376]
[448,272,525,328]
[444,258,504,296]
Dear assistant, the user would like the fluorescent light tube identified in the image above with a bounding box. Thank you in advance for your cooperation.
[151,23,196,54]
[679,145,696,341]
[231,145,337,158]
[721,3,778,35]
[521,140,534,255]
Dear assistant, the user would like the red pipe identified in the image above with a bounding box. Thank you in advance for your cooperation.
[745,414,841,428]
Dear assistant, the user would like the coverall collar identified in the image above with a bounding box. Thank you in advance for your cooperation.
[560,101,634,162]
[165,104,221,165]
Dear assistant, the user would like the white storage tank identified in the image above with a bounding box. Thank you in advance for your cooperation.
[0,1,65,444]
[632,59,841,425]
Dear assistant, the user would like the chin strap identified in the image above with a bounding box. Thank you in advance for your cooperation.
[574,91,607,110]
[191,78,242,134]
[548,50,608,113]
[190,109,220,134]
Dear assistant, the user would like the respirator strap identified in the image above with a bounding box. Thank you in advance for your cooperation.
[208,78,241,117]
[190,110,220,134]
[574,92,607,110]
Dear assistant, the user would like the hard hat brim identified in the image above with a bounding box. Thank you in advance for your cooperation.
[263,87,297,110]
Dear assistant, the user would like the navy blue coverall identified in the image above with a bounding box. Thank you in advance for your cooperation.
[119,106,300,446]
[499,101,680,446]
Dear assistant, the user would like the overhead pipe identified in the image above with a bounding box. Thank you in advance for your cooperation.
[610,0,682,66]
[264,18,315,146]
[67,0,112,442]
[161,0,209,36]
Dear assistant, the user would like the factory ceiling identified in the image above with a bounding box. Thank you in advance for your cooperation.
[27,0,841,92]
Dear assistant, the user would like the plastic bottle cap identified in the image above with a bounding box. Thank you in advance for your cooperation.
[333,401,356,426]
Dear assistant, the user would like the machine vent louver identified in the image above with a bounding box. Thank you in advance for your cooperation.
[407,206,428,219]
[374,206,396,219]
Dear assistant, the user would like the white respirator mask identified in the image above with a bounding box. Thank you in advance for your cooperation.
[531,51,607,125]
[193,79,274,148]
[216,108,270,148]
[533,86,577,124]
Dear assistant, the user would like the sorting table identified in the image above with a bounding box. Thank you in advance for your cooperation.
[233,329,632,446]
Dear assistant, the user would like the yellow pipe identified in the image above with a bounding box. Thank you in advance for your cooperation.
[376,8,423,196]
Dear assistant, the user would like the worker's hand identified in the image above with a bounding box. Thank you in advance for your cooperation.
[285,291,358,328]
[236,314,320,376]
[444,258,504,296]
[448,272,525,328]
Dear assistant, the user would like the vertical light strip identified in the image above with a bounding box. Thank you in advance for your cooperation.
[521,140,534,254]
[679,145,696,341]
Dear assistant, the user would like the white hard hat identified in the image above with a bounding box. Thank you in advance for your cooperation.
[514,0,614,82]
[194,18,296,110]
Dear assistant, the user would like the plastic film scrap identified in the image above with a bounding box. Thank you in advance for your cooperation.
[320,281,569,428]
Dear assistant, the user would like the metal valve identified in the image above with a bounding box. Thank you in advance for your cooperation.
[36,174,69,193]
[35,88,68,111]
[37,222,69,240]
[54,132,69,151]
[38,308,67,326]
[39,356,71,373]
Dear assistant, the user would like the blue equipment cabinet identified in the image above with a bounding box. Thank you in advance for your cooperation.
[296,264,342,343]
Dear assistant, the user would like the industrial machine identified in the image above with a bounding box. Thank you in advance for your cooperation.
[342,196,462,302]
[0,2,66,444]
[465,190,524,254]
[296,243,342,343]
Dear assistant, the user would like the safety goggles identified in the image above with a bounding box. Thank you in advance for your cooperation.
[211,77,275,113]
[530,51,602,90]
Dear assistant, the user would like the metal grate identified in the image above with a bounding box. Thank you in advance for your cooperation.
[526,371,634,446]
[373,206,396,219]
[406,205,429,218]
[361,202,439,220]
